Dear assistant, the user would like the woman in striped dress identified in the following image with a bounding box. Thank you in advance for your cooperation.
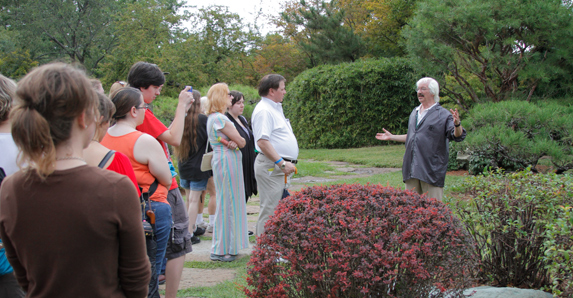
[206,83,249,262]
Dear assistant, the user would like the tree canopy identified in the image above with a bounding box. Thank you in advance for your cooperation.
[280,0,363,66]
[404,0,573,110]
[0,0,123,72]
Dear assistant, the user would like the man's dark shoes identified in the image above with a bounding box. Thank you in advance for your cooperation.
[194,227,206,236]
[191,235,201,244]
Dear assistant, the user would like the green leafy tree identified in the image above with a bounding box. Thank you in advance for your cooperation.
[338,0,419,57]
[96,0,186,95]
[0,27,38,78]
[252,34,307,83]
[188,5,260,85]
[0,0,123,73]
[404,0,573,110]
[280,0,363,67]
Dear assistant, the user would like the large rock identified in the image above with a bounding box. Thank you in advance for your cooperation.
[463,286,553,298]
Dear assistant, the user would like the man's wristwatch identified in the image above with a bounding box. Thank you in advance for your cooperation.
[454,122,461,127]
[280,161,287,169]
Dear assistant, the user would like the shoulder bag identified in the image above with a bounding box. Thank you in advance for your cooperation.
[200,138,213,172]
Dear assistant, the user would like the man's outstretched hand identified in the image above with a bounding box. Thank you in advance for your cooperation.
[376,128,393,141]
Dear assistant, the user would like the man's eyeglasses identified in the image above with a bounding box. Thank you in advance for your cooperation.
[135,104,150,110]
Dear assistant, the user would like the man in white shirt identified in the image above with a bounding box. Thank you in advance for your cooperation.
[251,74,298,236]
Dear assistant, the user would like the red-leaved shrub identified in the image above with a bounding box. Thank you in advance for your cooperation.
[245,184,476,297]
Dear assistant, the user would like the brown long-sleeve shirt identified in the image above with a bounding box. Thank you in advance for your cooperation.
[0,165,150,298]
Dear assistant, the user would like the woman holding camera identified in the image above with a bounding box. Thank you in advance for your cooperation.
[0,63,150,297]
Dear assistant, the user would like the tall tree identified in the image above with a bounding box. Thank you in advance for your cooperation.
[280,0,363,67]
[252,34,307,83]
[0,27,38,78]
[0,0,123,73]
[404,0,573,110]
[96,0,186,94]
[353,0,418,57]
[188,5,260,85]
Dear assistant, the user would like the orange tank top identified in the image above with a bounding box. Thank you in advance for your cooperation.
[101,131,169,204]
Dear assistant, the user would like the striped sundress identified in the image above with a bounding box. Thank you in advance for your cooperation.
[207,112,249,255]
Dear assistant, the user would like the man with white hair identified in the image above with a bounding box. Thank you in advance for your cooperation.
[376,77,466,200]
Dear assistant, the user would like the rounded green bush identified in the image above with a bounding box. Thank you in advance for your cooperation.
[283,58,419,149]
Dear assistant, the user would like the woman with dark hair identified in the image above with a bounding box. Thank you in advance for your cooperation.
[207,83,249,262]
[101,87,172,298]
[83,92,140,195]
[174,90,216,242]
[226,91,257,202]
[0,63,150,297]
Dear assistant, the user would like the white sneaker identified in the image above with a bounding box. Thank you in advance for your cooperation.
[197,221,208,229]
[206,224,214,233]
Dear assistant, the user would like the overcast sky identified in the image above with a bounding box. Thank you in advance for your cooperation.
[184,0,285,34]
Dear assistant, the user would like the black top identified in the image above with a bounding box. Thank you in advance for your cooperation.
[226,112,258,201]
[178,114,213,181]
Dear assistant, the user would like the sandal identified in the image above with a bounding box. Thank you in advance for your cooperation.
[210,253,236,262]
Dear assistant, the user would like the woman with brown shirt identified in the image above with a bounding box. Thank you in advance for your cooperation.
[0,63,150,298]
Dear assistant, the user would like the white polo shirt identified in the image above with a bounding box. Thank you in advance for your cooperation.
[251,97,299,160]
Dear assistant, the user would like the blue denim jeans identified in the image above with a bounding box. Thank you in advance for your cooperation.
[147,201,172,278]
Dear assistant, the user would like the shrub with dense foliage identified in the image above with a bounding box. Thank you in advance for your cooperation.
[462,100,573,175]
[245,184,477,297]
[543,206,573,297]
[283,58,418,149]
[452,169,573,291]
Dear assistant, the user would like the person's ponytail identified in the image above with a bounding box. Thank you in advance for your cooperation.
[11,105,56,178]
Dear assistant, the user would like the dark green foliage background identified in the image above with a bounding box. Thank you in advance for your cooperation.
[463,100,573,174]
[284,58,418,149]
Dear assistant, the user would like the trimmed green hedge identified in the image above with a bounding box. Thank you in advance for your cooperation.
[283,58,418,148]
[463,100,573,174]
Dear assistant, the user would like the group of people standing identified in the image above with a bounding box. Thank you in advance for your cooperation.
[0,56,465,298]
[0,61,295,298]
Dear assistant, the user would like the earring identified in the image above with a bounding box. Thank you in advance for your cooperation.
[84,125,88,129]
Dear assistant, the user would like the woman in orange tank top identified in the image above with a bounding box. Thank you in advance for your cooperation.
[100,87,172,298]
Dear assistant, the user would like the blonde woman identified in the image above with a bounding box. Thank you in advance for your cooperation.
[207,83,249,262]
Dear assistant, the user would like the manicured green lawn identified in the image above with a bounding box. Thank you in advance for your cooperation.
[299,145,406,168]
[177,257,250,298]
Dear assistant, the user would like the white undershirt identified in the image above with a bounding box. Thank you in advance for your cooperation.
[416,102,438,125]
